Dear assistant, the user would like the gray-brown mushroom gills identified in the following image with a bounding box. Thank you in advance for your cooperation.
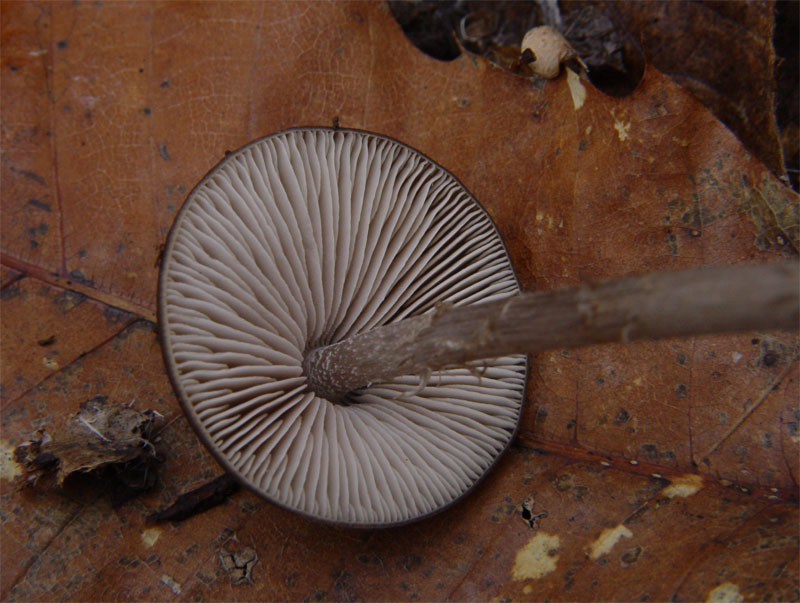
[159,128,527,526]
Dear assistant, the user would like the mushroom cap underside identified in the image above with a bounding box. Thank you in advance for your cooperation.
[159,127,527,526]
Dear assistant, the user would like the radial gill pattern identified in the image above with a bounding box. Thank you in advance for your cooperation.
[159,128,527,525]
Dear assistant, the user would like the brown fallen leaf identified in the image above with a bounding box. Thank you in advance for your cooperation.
[1,1,798,601]
[595,0,788,186]
[393,1,797,187]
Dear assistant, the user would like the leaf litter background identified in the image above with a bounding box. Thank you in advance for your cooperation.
[1,1,798,601]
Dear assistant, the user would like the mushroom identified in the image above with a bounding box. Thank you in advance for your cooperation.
[159,127,527,526]
[520,26,585,79]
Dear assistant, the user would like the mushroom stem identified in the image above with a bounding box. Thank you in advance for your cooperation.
[304,261,800,401]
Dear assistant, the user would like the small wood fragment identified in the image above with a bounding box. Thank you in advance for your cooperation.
[147,473,240,522]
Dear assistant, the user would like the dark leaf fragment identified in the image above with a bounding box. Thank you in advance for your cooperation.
[147,473,240,522]
[14,399,162,500]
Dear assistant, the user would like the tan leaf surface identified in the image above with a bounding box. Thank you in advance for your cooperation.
[595,0,786,183]
[1,2,797,601]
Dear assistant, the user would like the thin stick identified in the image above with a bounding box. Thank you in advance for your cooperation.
[304,261,799,401]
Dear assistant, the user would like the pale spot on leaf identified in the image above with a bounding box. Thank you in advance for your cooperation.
[160,575,181,595]
[141,527,161,548]
[662,473,704,498]
[512,532,560,581]
[611,109,631,141]
[588,524,633,560]
[0,439,23,481]
[706,582,743,603]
